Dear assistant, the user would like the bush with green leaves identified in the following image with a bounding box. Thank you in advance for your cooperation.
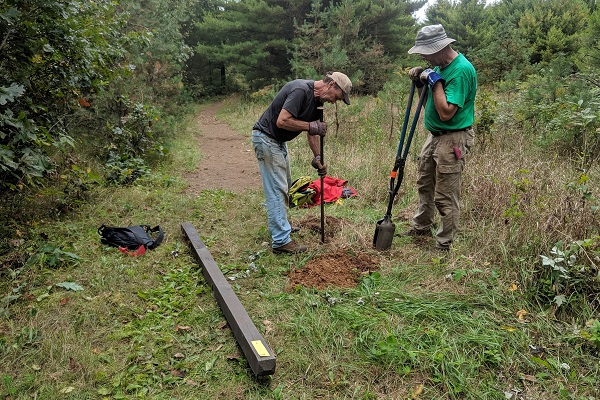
[106,98,159,154]
[0,0,122,189]
[514,66,600,172]
[549,89,600,173]
[532,237,600,320]
[473,89,496,152]
[105,154,150,186]
[1,0,193,191]
[0,84,53,188]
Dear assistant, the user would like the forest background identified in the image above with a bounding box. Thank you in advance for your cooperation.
[2,0,599,194]
[1,0,600,399]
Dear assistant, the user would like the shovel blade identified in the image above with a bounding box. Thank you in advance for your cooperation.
[373,217,396,251]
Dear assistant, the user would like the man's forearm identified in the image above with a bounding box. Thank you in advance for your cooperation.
[307,134,320,156]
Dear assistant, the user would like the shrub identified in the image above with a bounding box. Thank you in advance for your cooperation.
[531,237,600,321]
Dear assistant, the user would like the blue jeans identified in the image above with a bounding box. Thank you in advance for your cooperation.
[252,130,292,248]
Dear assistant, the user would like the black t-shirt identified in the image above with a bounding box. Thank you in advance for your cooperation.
[253,79,322,142]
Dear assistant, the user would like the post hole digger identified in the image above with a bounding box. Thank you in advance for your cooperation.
[373,82,429,250]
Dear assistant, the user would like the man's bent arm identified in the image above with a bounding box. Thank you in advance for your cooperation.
[277,108,310,132]
[431,82,457,121]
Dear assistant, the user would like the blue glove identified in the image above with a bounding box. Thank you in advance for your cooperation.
[420,68,445,87]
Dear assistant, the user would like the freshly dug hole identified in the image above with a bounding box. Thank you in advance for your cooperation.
[296,215,344,238]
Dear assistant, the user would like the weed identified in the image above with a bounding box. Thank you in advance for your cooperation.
[24,244,81,269]
[105,154,151,185]
[584,319,600,350]
[533,237,600,320]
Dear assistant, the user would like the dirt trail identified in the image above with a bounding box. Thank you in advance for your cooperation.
[184,101,261,194]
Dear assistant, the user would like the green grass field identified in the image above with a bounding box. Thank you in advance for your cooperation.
[1,94,599,399]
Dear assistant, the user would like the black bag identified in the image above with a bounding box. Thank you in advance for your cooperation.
[98,224,164,251]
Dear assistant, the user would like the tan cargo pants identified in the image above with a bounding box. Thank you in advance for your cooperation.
[412,128,473,249]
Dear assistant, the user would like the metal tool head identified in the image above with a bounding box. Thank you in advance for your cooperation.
[373,215,395,250]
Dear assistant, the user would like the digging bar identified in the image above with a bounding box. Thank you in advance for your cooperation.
[318,106,325,243]
[180,222,276,376]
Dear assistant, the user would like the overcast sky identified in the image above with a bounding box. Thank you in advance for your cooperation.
[413,0,430,22]
[414,0,499,22]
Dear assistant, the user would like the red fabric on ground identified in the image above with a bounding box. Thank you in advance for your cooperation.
[309,176,356,205]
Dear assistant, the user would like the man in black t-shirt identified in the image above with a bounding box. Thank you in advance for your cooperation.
[252,72,352,254]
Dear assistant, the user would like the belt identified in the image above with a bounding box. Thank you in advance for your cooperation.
[430,126,471,136]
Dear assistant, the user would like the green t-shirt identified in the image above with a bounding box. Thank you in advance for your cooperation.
[423,53,477,132]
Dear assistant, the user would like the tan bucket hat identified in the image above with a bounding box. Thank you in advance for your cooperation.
[408,24,456,55]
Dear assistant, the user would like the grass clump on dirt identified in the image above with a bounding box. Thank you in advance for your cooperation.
[1,92,599,399]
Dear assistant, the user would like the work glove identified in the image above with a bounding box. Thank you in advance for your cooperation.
[308,121,327,137]
[420,68,445,87]
[311,155,327,177]
[408,67,425,88]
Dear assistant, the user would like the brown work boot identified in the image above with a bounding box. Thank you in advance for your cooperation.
[272,240,307,254]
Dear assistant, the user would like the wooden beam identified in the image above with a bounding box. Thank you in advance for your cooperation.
[180,222,276,376]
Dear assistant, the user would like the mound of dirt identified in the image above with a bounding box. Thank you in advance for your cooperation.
[286,249,379,291]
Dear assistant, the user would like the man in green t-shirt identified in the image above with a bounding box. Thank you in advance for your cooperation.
[405,24,477,251]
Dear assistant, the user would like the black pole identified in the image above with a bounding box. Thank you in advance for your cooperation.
[319,107,325,243]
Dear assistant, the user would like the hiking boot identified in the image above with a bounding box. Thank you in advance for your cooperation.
[403,228,431,237]
[435,245,450,252]
[272,240,307,254]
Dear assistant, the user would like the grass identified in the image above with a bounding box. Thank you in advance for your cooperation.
[1,90,599,399]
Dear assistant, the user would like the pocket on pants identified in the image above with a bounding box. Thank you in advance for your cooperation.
[252,136,265,161]
[437,145,463,174]
[465,128,475,153]
[438,163,462,174]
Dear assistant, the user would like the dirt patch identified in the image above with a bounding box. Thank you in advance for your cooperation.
[286,249,379,291]
[184,101,261,194]
[294,215,344,238]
